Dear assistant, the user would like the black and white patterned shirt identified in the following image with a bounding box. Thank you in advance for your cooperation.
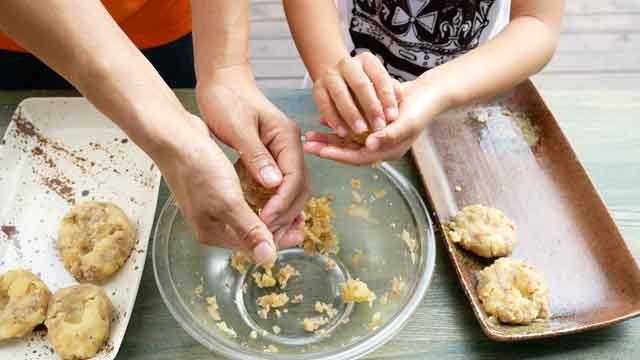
[304,0,510,85]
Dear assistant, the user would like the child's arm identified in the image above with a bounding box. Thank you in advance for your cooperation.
[368,0,565,150]
[284,0,400,137]
[299,0,565,164]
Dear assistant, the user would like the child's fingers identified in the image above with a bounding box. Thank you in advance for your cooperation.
[303,141,328,156]
[319,117,331,128]
[318,146,376,165]
[392,78,405,108]
[305,131,362,149]
[366,114,421,151]
[312,84,349,137]
[360,53,399,123]
[338,58,385,131]
[323,71,369,135]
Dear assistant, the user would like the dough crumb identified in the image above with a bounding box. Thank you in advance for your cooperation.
[291,294,304,304]
[325,258,337,270]
[253,267,277,288]
[264,344,279,353]
[275,309,282,318]
[257,308,269,320]
[272,325,281,334]
[341,279,376,306]
[351,178,362,189]
[257,292,289,319]
[379,293,389,305]
[303,317,329,332]
[389,277,405,299]
[249,330,258,339]
[206,296,221,321]
[277,264,299,289]
[193,285,204,297]
[455,185,463,192]
[216,322,237,338]
[400,229,417,264]
[373,190,386,199]
[314,301,338,319]
[367,312,382,331]
[469,108,490,124]
[303,196,339,256]
[346,204,378,224]
[352,190,363,204]
[230,252,252,274]
[502,108,540,146]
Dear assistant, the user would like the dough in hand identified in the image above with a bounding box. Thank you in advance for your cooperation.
[477,258,550,325]
[45,284,112,360]
[235,160,276,212]
[448,204,517,258]
[0,269,51,341]
[58,201,135,281]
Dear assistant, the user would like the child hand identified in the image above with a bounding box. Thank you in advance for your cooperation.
[304,78,449,165]
[312,52,401,137]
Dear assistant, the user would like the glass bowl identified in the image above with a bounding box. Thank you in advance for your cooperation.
[153,156,436,360]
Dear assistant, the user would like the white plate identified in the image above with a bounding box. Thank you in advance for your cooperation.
[0,98,161,359]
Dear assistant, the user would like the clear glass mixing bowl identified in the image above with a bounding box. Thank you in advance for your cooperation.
[153,156,435,360]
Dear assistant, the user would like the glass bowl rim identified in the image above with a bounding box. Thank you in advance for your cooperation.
[152,162,437,360]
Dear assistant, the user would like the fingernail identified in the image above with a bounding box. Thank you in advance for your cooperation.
[386,107,399,119]
[336,125,348,137]
[260,166,282,187]
[354,119,368,134]
[372,116,386,131]
[366,135,380,150]
[253,241,275,265]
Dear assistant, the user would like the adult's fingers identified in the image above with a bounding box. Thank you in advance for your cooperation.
[339,57,385,131]
[277,215,305,249]
[360,53,398,124]
[235,127,283,189]
[313,83,349,137]
[223,200,277,265]
[260,115,311,231]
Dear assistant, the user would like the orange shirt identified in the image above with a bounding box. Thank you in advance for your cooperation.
[0,0,192,52]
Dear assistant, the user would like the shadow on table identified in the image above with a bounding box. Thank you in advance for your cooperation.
[466,323,629,359]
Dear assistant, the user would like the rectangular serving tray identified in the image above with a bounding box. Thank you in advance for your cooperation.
[411,80,640,341]
[0,98,161,358]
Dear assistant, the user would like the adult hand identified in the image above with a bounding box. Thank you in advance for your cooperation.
[196,65,311,248]
[304,77,450,165]
[153,112,279,265]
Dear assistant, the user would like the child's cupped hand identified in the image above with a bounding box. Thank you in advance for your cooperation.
[305,52,448,165]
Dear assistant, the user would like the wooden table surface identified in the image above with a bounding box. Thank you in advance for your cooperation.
[1,86,638,360]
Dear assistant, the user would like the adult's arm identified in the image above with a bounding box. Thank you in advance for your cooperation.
[191,0,310,250]
[0,0,279,264]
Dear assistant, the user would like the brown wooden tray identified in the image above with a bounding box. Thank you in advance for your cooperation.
[411,80,640,341]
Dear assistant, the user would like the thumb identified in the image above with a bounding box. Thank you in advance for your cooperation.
[366,102,420,151]
[226,201,277,265]
[237,135,283,189]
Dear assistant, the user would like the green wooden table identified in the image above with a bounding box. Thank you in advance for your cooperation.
[1,87,639,359]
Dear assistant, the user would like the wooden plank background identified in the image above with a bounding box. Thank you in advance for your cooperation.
[248,0,640,90]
